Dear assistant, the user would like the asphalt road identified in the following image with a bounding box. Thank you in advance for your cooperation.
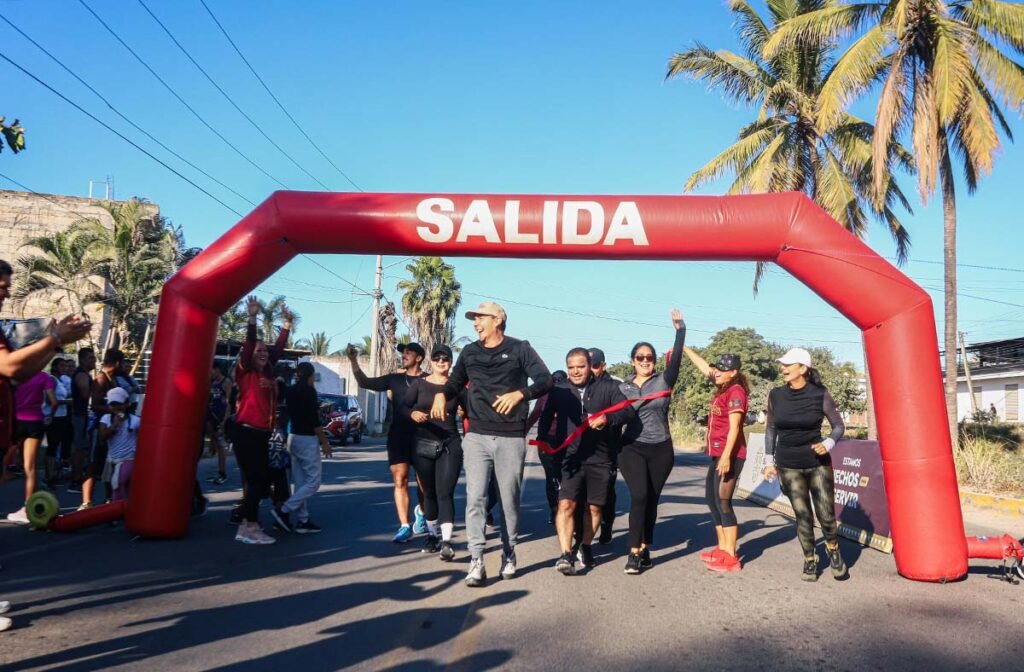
[1,438,1022,671]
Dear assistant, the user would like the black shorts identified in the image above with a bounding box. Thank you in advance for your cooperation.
[14,419,46,441]
[559,461,614,506]
[387,433,415,466]
[89,441,109,479]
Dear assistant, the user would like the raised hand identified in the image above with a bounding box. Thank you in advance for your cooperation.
[671,308,684,330]
[54,315,92,345]
[246,296,261,318]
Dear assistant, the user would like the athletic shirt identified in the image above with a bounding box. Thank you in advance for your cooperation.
[53,374,72,418]
[71,366,93,416]
[100,413,139,461]
[14,371,54,422]
[405,377,461,442]
[707,383,748,459]
[356,371,426,437]
[235,369,278,431]
[285,383,321,436]
[765,383,844,469]
[0,331,12,447]
[208,377,228,418]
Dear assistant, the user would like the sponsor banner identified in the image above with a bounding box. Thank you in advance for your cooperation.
[738,434,893,553]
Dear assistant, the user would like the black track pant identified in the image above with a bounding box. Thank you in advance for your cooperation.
[412,440,464,526]
[619,439,674,548]
[706,456,744,527]
[233,425,271,522]
[778,464,838,557]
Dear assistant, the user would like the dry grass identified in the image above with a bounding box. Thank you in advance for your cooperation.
[670,417,705,452]
[955,436,1024,497]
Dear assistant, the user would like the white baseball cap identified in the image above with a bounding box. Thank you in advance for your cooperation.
[106,387,130,404]
[777,348,812,367]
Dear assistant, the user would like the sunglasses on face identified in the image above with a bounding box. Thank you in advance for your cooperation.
[634,354,655,363]
[432,356,451,363]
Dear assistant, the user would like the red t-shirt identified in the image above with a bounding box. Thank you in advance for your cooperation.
[0,332,12,448]
[707,383,748,459]
[235,367,278,431]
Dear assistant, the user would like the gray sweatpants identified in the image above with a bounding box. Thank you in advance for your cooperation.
[282,434,322,523]
[463,432,526,559]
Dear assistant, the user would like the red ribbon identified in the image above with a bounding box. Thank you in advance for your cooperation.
[529,389,672,455]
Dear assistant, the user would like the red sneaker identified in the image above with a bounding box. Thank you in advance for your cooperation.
[708,552,742,572]
[700,548,725,564]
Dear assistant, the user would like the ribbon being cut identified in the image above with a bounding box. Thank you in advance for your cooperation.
[529,389,672,455]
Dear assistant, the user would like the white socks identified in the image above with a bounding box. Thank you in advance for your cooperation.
[441,522,453,542]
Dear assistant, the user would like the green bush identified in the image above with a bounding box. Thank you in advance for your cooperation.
[958,422,1021,450]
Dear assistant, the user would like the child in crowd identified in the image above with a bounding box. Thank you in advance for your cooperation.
[98,387,140,502]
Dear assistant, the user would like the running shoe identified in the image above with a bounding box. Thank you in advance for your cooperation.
[485,511,496,529]
[700,548,725,564]
[76,502,92,512]
[5,508,28,525]
[295,520,322,534]
[439,541,456,562]
[598,525,613,545]
[0,616,10,632]
[270,506,292,533]
[802,557,819,582]
[708,552,742,573]
[624,552,642,575]
[466,557,487,587]
[422,535,441,554]
[207,473,228,485]
[577,544,596,569]
[500,551,517,580]
[393,524,413,543]
[827,546,848,580]
[235,523,276,545]
[413,506,428,535]
[227,508,243,526]
[555,552,576,576]
[640,547,653,569]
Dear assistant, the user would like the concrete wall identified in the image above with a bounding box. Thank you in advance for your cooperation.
[956,371,1024,423]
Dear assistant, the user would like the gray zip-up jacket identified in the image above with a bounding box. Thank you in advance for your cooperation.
[620,326,685,445]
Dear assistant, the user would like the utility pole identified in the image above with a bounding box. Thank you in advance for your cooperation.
[959,331,978,420]
[369,254,384,433]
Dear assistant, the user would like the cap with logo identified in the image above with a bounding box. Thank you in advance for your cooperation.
[397,342,426,358]
[776,347,812,367]
[711,353,742,371]
[588,347,606,367]
[465,301,507,323]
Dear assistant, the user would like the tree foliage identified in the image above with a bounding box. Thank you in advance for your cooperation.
[395,257,462,359]
[0,115,25,154]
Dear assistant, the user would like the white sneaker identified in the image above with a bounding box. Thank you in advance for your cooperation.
[500,551,517,580]
[248,525,276,545]
[0,616,11,632]
[5,508,28,525]
[0,600,10,614]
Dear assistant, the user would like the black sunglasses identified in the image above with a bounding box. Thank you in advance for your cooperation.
[431,355,451,363]
[634,354,655,362]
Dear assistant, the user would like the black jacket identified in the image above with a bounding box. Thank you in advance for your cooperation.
[539,373,634,464]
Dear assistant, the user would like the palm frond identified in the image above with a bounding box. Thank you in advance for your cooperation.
[666,45,772,105]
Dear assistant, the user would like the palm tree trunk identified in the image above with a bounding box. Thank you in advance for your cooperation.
[939,130,959,448]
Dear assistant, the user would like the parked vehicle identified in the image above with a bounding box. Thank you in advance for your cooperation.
[321,393,363,445]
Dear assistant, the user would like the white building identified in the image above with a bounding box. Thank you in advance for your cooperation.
[949,337,1023,423]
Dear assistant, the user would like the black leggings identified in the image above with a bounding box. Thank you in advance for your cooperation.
[539,452,563,514]
[233,425,271,522]
[706,456,744,527]
[46,416,73,461]
[412,440,463,526]
[619,439,674,548]
[778,464,838,557]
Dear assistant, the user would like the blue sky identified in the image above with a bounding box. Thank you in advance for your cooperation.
[3,1,1023,370]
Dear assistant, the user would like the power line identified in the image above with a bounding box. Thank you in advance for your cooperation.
[77,0,289,189]
[198,0,362,192]
[136,0,331,191]
[0,14,257,210]
[300,255,375,297]
[0,51,245,217]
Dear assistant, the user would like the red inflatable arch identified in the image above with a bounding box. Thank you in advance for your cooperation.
[125,191,967,582]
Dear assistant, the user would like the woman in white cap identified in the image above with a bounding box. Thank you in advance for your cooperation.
[762,347,848,581]
[681,345,751,573]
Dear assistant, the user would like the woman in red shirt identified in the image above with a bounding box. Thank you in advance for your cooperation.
[232,296,292,545]
[683,347,750,573]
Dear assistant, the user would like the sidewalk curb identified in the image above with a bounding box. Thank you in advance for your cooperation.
[960,490,1024,517]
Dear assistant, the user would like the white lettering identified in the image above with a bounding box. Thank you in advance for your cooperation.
[542,201,559,244]
[455,199,501,243]
[842,456,862,468]
[415,198,455,243]
[503,200,538,244]
[603,202,649,246]
[561,201,604,245]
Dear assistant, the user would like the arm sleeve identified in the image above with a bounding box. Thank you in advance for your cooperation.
[99,414,112,427]
[403,379,421,415]
[269,327,289,365]
[520,341,552,400]
[763,393,777,467]
[44,375,55,391]
[444,353,469,399]
[604,384,636,426]
[354,370,391,393]
[663,325,687,387]
[821,390,846,451]
[538,393,556,442]
[726,386,748,414]
[239,323,257,371]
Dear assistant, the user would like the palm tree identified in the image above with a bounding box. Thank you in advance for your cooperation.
[219,302,249,342]
[667,0,914,289]
[764,0,1024,444]
[395,257,462,358]
[255,295,300,343]
[297,331,331,356]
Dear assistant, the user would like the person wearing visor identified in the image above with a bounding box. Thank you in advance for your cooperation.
[762,348,848,582]
[348,341,427,543]
[682,347,750,573]
[431,301,551,587]
[406,344,465,560]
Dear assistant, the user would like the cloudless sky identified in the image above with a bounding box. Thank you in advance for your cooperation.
[3,0,1023,370]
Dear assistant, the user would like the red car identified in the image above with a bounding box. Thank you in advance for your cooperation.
[320,393,364,445]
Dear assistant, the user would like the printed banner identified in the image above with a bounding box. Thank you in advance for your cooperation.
[737,434,893,553]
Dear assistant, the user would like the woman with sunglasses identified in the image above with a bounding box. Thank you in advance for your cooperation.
[681,347,750,573]
[406,344,465,560]
[762,348,848,581]
[618,309,686,574]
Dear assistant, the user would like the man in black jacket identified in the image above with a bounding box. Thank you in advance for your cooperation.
[431,301,551,587]
[541,348,634,575]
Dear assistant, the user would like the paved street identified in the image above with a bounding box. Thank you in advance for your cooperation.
[1,438,1022,671]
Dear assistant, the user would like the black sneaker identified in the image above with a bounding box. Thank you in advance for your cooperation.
[640,547,652,569]
[577,544,596,569]
[827,546,848,580]
[485,512,496,528]
[270,506,292,533]
[624,552,642,575]
[422,535,441,553]
[598,525,613,545]
[295,520,322,534]
[802,557,819,582]
[439,541,455,562]
[227,508,243,526]
[555,552,576,576]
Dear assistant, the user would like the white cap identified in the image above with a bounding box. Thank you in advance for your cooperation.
[776,347,812,367]
[106,386,130,404]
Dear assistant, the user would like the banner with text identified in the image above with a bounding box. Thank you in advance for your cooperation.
[737,434,893,553]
